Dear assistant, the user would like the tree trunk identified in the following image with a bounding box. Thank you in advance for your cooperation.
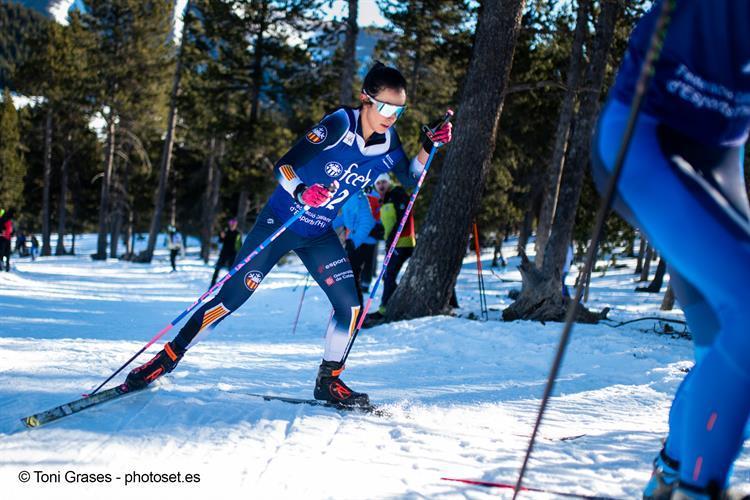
[55,155,70,255]
[503,0,621,323]
[95,118,116,259]
[385,0,527,321]
[339,0,358,106]
[250,1,267,125]
[41,108,53,256]
[141,12,188,263]
[639,245,654,282]
[408,0,427,103]
[635,234,646,273]
[125,209,134,257]
[199,138,216,264]
[110,155,124,259]
[200,137,223,263]
[236,189,250,232]
[535,0,589,267]
[637,257,666,293]
[661,283,675,311]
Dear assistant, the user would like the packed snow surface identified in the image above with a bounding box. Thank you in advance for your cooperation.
[1,235,747,499]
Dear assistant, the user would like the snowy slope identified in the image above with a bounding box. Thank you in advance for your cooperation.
[0,235,748,499]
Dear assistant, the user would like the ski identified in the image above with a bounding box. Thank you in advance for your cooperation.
[441,478,621,500]
[242,393,390,417]
[21,383,143,429]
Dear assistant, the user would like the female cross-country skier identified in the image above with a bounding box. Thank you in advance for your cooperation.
[593,1,750,498]
[125,62,453,406]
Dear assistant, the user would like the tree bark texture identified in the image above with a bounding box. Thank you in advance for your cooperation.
[385,0,527,321]
[503,0,620,323]
[661,284,675,311]
[534,0,590,267]
[639,245,654,282]
[42,109,53,256]
[339,0,358,106]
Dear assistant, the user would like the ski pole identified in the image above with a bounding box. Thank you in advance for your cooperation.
[340,110,454,364]
[472,222,489,321]
[87,203,315,397]
[512,2,675,498]
[291,274,311,335]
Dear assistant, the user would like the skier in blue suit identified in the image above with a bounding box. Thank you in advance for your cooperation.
[126,63,453,406]
[333,190,377,305]
[593,1,750,498]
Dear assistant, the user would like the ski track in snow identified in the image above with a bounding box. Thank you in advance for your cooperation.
[1,235,748,499]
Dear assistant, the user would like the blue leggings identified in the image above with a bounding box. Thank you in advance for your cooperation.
[172,204,361,362]
[594,99,750,488]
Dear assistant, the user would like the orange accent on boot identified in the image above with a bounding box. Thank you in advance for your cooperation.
[145,367,164,382]
[330,381,351,400]
[164,343,178,362]
[331,366,344,377]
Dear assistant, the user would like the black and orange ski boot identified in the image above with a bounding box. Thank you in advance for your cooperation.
[313,360,369,407]
[125,342,184,390]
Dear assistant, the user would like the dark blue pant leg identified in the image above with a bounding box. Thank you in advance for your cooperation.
[295,230,361,362]
[172,208,296,351]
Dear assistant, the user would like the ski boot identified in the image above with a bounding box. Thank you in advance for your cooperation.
[644,448,680,499]
[126,341,184,390]
[671,481,749,499]
[313,360,369,407]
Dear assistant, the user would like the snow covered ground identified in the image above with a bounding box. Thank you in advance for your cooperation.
[1,234,748,499]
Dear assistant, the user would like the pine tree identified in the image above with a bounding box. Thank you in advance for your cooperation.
[78,0,174,259]
[0,88,26,211]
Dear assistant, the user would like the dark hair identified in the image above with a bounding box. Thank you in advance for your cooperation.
[363,62,407,96]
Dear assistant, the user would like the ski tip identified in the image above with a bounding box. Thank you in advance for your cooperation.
[22,415,40,428]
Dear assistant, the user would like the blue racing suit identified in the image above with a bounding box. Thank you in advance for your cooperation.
[594,0,750,489]
[172,107,425,363]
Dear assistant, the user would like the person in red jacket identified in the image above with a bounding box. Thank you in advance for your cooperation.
[0,208,14,272]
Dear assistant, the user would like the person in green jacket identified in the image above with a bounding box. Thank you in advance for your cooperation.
[364,173,416,325]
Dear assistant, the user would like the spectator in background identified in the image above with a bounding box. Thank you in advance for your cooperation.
[30,235,39,261]
[0,208,14,272]
[363,174,416,326]
[210,218,242,287]
[15,230,26,257]
[165,225,183,272]
[361,186,383,293]
[333,190,377,305]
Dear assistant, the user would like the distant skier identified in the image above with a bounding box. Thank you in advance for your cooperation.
[0,208,14,272]
[165,225,182,272]
[593,1,750,498]
[125,62,452,406]
[210,218,242,287]
[14,230,26,257]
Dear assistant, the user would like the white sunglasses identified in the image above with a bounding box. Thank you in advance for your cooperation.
[363,90,407,119]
